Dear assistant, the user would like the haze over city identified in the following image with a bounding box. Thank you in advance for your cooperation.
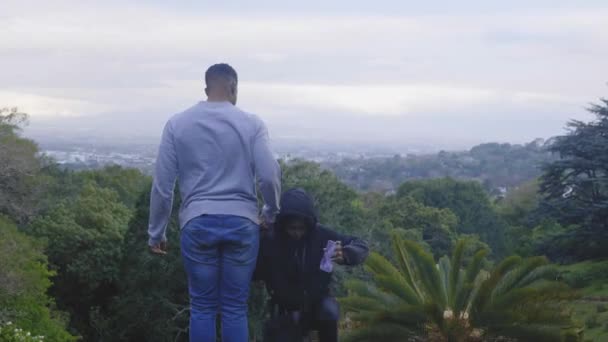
[1,0,607,149]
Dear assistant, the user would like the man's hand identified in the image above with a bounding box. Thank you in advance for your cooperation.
[150,241,168,255]
[332,241,345,264]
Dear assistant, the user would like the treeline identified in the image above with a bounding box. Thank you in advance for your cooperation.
[0,97,607,341]
[326,139,556,194]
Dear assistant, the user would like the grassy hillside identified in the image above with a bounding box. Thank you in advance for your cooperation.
[559,261,608,342]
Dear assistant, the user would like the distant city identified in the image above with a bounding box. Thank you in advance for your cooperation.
[36,136,443,175]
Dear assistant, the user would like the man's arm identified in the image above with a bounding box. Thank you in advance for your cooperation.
[148,121,178,251]
[252,120,281,225]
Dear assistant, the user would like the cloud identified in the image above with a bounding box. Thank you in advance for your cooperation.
[0,90,107,117]
[240,82,574,118]
[13,79,581,121]
[1,1,607,145]
[250,53,288,63]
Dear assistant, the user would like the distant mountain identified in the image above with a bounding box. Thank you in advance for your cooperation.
[323,139,557,193]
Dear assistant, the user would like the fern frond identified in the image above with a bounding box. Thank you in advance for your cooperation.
[391,233,424,299]
[449,239,466,307]
[492,256,548,299]
[401,239,446,306]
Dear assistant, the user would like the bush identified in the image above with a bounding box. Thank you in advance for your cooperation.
[597,304,607,313]
[0,217,75,341]
[0,322,45,342]
[585,313,600,329]
[559,261,608,289]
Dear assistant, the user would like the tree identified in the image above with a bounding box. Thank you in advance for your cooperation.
[398,178,508,257]
[374,195,459,258]
[496,180,571,257]
[0,108,43,223]
[0,216,75,341]
[104,189,190,342]
[341,235,582,342]
[539,97,608,260]
[37,164,151,213]
[26,182,131,339]
[78,165,151,208]
[496,180,541,228]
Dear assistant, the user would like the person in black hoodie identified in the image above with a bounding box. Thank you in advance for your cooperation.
[255,188,369,342]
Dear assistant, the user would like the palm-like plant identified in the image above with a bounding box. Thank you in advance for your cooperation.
[340,234,582,342]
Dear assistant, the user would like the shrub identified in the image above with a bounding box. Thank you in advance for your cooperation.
[0,322,45,342]
[585,313,600,329]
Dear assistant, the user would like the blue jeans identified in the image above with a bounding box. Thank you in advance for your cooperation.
[181,214,259,342]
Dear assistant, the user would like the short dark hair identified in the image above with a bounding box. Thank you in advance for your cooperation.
[205,63,238,88]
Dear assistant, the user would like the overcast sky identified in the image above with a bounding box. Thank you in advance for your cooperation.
[1,0,607,148]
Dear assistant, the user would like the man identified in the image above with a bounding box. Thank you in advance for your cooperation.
[255,188,369,342]
[148,63,281,342]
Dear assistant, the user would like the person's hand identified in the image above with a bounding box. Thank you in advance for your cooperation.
[332,241,344,264]
[260,220,269,231]
[149,241,168,255]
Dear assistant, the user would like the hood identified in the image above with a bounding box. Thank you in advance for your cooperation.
[275,188,318,232]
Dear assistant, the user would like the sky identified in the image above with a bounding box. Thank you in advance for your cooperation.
[1,0,607,148]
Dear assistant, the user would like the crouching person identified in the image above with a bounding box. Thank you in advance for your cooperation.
[255,188,369,342]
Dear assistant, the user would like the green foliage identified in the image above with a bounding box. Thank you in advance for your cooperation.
[539,98,608,260]
[0,322,46,342]
[38,164,150,211]
[397,178,508,257]
[585,313,600,329]
[0,108,43,223]
[558,260,608,290]
[496,179,541,227]
[0,107,28,132]
[341,235,582,342]
[26,182,131,339]
[77,165,151,208]
[375,195,458,258]
[0,217,75,341]
[104,190,189,342]
[505,219,569,258]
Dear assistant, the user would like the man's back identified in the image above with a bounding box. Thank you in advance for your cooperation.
[173,101,269,224]
[148,100,280,245]
[148,63,281,342]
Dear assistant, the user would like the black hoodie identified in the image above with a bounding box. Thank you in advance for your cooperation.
[255,188,369,311]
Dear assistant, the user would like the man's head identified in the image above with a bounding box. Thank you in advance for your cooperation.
[205,63,238,105]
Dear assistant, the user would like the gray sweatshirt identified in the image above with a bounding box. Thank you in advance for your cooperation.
[148,101,281,246]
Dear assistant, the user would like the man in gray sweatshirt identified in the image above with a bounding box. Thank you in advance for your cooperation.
[148,63,281,342]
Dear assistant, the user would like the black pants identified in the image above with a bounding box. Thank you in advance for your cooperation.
[264,297,339,342]
[309,318,338,342]
[263,315,338,342]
